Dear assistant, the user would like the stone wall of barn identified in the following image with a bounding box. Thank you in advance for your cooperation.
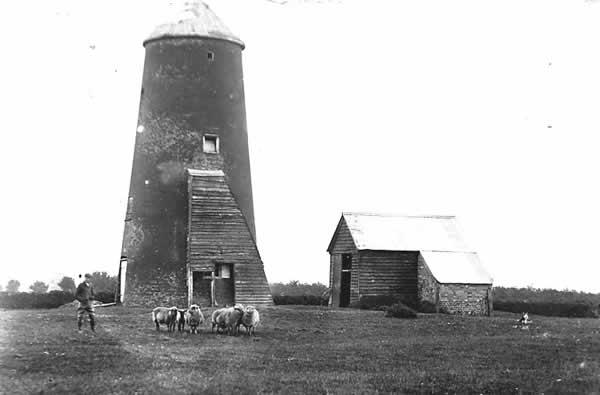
[417,253,439,307]
[438,284,491,315]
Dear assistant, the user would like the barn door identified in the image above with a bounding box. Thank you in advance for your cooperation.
[340,253,352,307]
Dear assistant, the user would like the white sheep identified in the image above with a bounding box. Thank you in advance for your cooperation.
[239,305,260,336]
[185,304,204,334]
[211,308,226,333]
[212,305,244,335]
[152,306,178,332]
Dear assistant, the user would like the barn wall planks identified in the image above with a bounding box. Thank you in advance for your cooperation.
[358,251,419,305]
[329,219,357,254]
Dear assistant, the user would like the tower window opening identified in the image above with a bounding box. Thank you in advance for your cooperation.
[208,51,214,61]
[203,135,219,154]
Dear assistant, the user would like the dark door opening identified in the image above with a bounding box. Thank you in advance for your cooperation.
[192,271,212,307]
[340,253,352,307]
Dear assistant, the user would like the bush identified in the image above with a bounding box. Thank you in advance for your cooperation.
[0,291,75,309]
[384,303,418,319]
[349,295,416,311]
[417,300,438,314]
[493,286,600,306]
[270,281,329,306]
[94,291,115,304]
[273,295,327,306]
[493,286,600,318]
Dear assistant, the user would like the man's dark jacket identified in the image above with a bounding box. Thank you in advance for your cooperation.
[75,282,95,305]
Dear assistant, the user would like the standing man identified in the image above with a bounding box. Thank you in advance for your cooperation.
[75,273,96,332]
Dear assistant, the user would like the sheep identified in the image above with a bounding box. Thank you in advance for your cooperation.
[185,304,204,334]
[239,305,260,336]
[152,306,179,332]
[211,308,227,333]
[177,309,187,332]
[212,304,245,335]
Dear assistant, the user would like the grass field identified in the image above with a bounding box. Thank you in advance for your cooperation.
[1,305,599,394]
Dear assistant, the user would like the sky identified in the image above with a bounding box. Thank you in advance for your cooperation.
[0,0,599,293]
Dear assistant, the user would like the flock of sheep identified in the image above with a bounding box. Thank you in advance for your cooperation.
[151,304,260,336]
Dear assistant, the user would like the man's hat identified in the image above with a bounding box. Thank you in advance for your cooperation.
[84,273,92,279]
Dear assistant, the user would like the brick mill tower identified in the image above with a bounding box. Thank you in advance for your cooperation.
[117,1,272,307]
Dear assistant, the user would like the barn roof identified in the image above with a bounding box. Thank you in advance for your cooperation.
[327,212,492,284]
[420,251,492,284]
[333,212,471,252]
[145,1,245,48]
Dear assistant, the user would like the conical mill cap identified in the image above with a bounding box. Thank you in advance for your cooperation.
[144,1,244,48]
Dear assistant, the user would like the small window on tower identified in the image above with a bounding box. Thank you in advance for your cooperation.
[208,51,214,61]
[203,135,219,154]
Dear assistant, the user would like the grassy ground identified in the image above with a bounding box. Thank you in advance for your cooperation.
[0,306,599,394]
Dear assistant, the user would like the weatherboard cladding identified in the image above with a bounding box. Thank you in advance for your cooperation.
[358,250,418,305]
[187,170,272,305]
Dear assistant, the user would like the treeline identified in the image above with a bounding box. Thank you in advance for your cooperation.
[269,282,600,318]
[0,272,117,309]
[493,286,600,318]
[270,281,329,305]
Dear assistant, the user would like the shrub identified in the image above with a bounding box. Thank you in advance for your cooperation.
[270,281,329,306]
[417,300,438,314]
[270,282,328,297]
[94,291,115,304]
[384,303,418,319]
[273,294,327,306]
[349,295,412,311]
[0,291,75,309]
[493,287,600,306]
[492,286,600,318]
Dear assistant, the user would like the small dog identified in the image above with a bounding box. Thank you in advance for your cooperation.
[518,312,531,324]
[513,312,532,329]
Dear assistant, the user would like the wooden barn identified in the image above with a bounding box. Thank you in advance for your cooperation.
[327,213,493,315]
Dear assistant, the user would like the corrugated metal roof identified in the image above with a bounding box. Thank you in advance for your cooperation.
[145,1,245,48]
[421,251,492,284]
[342,212,471,252]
